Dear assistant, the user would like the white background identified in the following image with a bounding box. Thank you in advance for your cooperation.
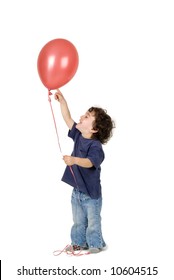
[0,0,174,279]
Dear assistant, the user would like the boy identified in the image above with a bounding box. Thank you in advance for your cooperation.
[55,89,115,253]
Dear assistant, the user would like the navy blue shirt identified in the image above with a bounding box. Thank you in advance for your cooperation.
[62,123,105,199]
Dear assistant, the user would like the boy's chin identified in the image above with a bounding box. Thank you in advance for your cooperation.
[76,123,81,131]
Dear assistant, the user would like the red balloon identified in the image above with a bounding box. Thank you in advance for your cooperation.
[37,38,79,90]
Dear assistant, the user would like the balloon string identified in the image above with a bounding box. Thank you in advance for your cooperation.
[48,90,62,155]
[53,245,90,257]
[47,90,78,188]
[69,166,78,186]
[48,91,84,257]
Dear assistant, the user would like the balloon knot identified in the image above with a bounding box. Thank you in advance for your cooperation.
[48,90,52,102]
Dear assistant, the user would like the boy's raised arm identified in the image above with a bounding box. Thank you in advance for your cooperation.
[54,89,74,130]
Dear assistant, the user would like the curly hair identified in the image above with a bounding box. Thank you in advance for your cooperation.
[88,107,115,144]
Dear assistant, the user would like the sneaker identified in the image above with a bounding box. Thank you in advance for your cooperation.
[65,245,88,252]
[88,247,101,254]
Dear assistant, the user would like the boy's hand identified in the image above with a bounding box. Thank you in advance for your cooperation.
[63,155,75,166]
[54,89,64,102]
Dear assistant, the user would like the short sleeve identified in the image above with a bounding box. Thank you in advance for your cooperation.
[68,122,79,141]
[87,142,105,168]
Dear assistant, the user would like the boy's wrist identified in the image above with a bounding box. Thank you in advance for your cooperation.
[74,157,78,165]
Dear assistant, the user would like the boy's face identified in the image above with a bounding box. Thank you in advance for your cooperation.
[76,110,97,137]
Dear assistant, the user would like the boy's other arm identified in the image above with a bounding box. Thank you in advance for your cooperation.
[63,155,93,168]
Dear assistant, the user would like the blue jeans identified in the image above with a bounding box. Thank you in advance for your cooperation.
[70,188,106,249]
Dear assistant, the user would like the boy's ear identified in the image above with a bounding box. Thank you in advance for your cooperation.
[91,128,98,134]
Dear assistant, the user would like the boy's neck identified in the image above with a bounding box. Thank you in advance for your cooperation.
[81,132,92,139]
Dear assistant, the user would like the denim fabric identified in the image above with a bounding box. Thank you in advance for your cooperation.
[70,188,106,249]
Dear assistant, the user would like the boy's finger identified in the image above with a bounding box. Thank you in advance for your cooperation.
[54,94,59,100]
[56,89,62,95]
